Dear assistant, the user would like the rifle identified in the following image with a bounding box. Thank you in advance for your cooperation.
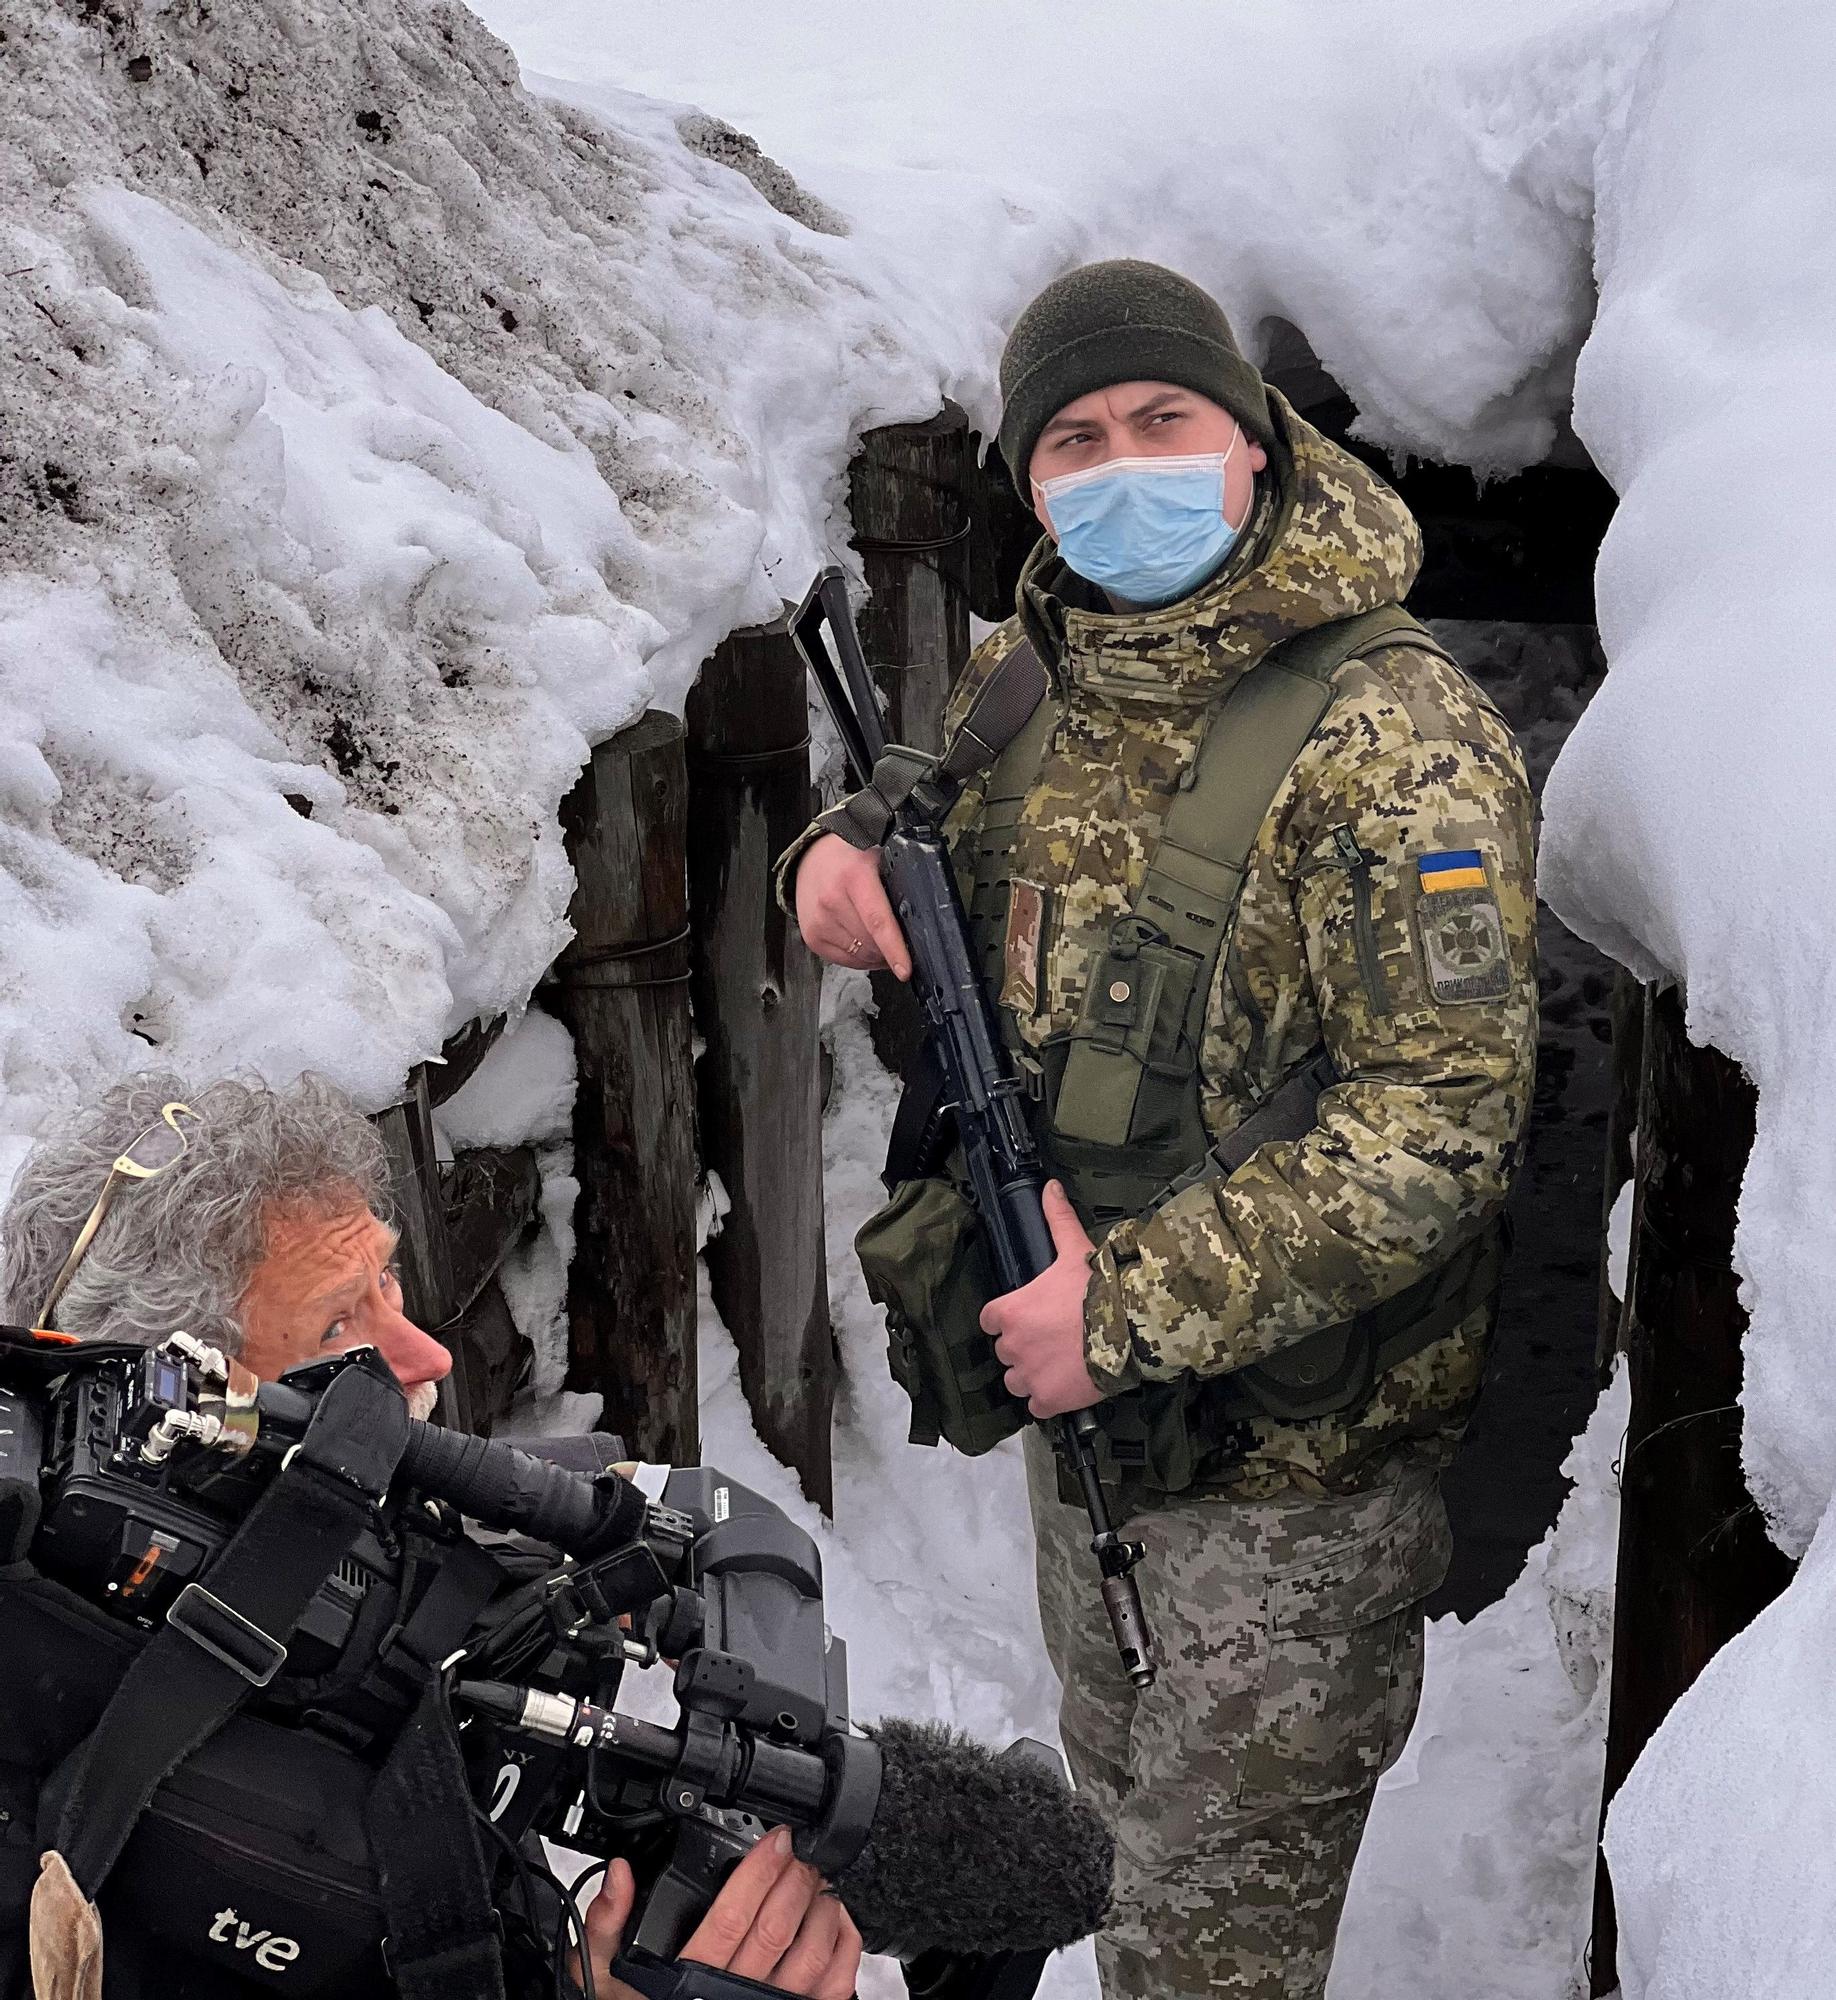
[790,566,1156,1690]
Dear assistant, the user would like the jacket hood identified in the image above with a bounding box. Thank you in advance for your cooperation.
[1016,389,1423,705]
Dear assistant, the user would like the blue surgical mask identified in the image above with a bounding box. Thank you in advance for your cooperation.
[1035,431,1247,609]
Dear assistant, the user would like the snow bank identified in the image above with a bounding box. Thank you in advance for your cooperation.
[1544,5,1836,1993]
[1604,1508,1836,2000]
[1329,1366,1625,2000]
[0,0,936,1165]
[1544,0,1836,1557]
[475,0,1664,474]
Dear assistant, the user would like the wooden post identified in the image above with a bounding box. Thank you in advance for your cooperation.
[849,407,973,1077]
[851,404,972,755]
[443,1145,542,1430]
[1587,982,1797,1993]
[551,713,700,1465]
[374,1068,472,1431]
[374,1040,549,1437]
[1594,965,1646,1383]
[960,426,1042,625]
[686,626,835,1511]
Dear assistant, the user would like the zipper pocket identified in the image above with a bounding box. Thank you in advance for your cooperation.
[1327,825,1391,1017]
[1225,944,1269,1097]
[142,1796,378,1904]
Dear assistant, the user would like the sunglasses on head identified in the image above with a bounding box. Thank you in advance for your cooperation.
[39,1101,198,1331]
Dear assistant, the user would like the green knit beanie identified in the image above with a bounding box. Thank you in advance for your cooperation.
[997,259,1274,497]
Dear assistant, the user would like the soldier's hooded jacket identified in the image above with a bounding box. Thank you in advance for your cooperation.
[782,394,1537,1500]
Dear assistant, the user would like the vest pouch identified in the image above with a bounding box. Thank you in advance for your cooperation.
[854,1177,1029,1457]
[1230,1225,1506,1424]
[1056,1377,1241,1507]
[1232,1320,1374,1424]
[1050,934,1204,1150]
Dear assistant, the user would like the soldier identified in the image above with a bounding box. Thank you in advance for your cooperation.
[780,261,1536,1998]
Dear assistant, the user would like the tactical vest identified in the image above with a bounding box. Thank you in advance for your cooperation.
[959,605,1505,1498]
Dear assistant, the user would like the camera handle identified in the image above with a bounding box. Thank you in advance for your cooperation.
[612,1940,1052,2000]
[609,1951,801,2000]
[628,1812,761,1961]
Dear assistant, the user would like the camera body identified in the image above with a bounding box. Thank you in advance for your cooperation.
[13,1338,397,1682]
[0,1329,876,2000]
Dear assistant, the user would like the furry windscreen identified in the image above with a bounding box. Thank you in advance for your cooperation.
[836,1717,1115,1958]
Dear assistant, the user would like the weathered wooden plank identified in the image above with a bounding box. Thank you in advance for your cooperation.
[1587,982,1797,1992]
[551,712,699,1465]
[372,1068,472,1431]
[960,423,1043,624]
[687,624,835,1511]
[426,1013,508,1108]
[448,1279,523,1434]
[849,407,973,1077]
[442,1144,541,1318]
[851,403,972,757]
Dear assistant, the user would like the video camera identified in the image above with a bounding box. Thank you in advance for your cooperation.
[0,1328,1109,2000]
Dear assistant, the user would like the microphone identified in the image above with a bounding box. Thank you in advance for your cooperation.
[457,1685,1113,1958]
[838,1716,1113,1958]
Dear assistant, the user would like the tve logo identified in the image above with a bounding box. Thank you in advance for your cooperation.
[207,1908,301,1973]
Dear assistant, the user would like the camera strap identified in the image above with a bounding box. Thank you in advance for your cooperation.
[46,1362,407,1900]
[368,1678,507,2000]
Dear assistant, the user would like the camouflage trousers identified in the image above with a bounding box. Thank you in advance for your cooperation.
[1023,1433,1451,2000]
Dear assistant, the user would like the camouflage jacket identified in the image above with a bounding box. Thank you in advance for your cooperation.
[785,396,1537,1496]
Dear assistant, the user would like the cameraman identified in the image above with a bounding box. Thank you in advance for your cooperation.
[1,1070,862,2000]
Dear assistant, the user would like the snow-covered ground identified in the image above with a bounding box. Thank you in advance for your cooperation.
[10,0,1836,1990]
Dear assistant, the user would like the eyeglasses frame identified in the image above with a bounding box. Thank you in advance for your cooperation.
[38,1100,198,1331]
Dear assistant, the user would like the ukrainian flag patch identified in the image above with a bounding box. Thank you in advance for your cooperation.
[1417,850,1488,894]
[1412,849,1510,1004]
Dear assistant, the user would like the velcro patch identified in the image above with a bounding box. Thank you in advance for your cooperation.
[1417,849,1488,893]
[1415,880,1510,1004]
[1004,880,1048,1018]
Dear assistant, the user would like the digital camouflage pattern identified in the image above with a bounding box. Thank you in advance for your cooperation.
[779,388,1534,1997]
[1025,1430,1450,1999]
[933,392,1537,1500]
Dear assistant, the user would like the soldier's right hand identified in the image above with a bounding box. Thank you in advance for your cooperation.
[793,834,912,979]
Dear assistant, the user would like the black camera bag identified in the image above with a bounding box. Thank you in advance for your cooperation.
[3,1354,507,2000]
[101,1713,389,2000]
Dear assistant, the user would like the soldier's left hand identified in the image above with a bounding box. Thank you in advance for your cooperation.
[980,1181,1104,1417]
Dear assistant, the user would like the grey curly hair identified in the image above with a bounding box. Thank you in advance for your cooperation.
[1,1071,393,1355]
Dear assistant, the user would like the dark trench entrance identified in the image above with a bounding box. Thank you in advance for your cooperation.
[961,334,1622,1620]
[1313,401,1619,1620]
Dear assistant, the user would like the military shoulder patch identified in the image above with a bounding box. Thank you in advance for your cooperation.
[1004,879,1048,1018]
[1414,853,1510,1004]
